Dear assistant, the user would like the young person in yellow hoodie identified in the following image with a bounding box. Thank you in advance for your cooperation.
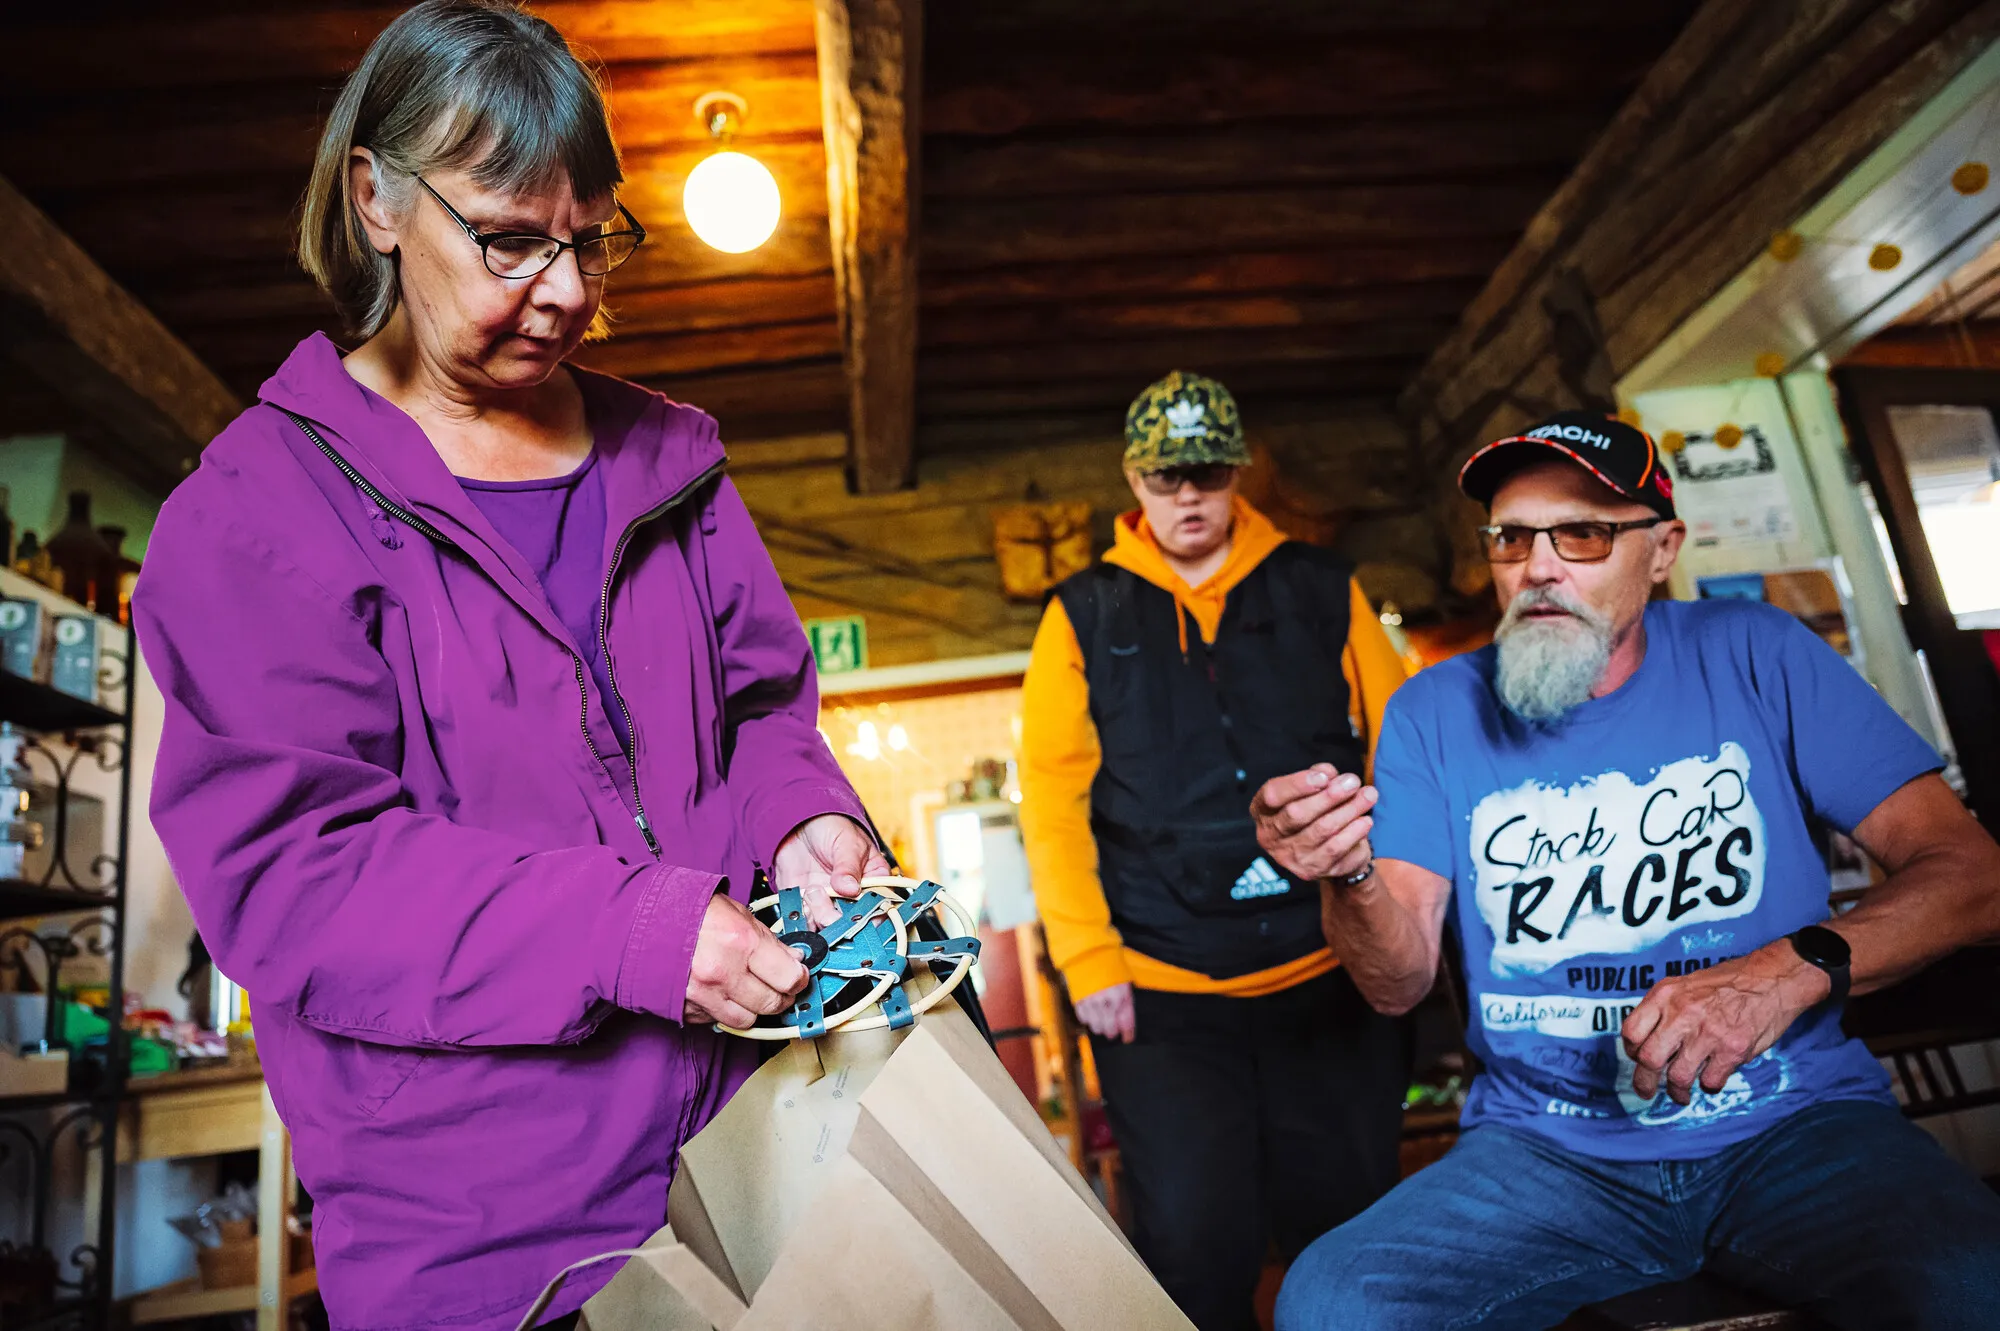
[1019,371,1414,1331]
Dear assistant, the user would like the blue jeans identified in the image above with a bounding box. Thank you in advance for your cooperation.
[1276,1098,2000,1331]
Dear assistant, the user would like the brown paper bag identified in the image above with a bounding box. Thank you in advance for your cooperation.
[523,1000,1191,1331]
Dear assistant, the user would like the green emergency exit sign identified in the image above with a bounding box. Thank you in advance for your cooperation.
[804,615,868,676]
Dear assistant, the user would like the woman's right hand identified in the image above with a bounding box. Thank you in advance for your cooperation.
[684,894,810,1028]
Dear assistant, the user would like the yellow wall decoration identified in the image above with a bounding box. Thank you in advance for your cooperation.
[1952,161,1990,195]
[1868,243,1903,272]
[1754,352,1787,378]
[1715,424,1745,450]
[1661,431,1686,454]
[1768,230,1804,262]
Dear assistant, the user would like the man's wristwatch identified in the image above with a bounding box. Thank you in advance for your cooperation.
[1787,925,1852,1005]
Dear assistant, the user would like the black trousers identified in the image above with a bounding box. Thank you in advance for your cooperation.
[1089,968,1412,1331]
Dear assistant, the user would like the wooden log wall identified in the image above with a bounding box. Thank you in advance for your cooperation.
[731,403,1436,667]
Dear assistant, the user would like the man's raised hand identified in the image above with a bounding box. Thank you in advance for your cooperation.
[1251,763,1379,883]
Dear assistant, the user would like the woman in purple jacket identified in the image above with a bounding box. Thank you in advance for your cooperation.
[133,4,884,1326]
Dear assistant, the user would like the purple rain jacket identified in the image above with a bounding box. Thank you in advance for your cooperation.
[133,333,868,1330]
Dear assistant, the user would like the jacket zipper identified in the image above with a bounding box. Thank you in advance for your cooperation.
[597,459,726,858]
[284,409,720,860]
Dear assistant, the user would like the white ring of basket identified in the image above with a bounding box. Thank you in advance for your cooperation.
[715,876,976,1041]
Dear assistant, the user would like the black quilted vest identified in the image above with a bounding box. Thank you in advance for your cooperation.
[1054,543,1364,979]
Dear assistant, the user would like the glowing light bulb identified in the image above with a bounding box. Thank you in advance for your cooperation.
[683,151,780,253]
[887,724,909,752]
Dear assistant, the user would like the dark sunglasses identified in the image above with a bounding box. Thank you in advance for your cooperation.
[417,176,647,280]
[1139,463,1237,496]
[1479,519,1666,564]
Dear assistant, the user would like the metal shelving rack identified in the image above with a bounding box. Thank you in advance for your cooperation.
[0,622,137,1331]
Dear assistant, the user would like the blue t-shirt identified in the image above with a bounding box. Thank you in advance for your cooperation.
[1371,599,1940,1160]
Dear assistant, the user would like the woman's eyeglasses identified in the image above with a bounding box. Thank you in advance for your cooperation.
[1478,519,1665,564]
[1138,463,1237,496]
[416,177,647,280]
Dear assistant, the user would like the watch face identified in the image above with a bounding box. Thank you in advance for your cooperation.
[1794,925,1851,968]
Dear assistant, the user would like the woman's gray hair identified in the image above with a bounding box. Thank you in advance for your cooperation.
[298,0,623,339]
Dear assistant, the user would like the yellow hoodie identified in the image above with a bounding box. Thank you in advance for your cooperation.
[1017,497,1411,1002]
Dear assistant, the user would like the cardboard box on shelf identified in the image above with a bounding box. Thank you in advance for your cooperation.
[0,1045,69,1097]
[48,615,98,703]
[0,598,46,680]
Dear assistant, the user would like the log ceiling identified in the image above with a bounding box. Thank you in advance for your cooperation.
[0,0,1700,494]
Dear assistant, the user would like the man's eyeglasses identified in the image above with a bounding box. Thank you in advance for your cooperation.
[416,177,647,280]
[1139,463,1237,496]
[1479,519,1665,564]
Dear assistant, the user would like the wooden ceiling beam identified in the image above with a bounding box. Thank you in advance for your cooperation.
[919,325,1446,389]
[633,359,849,443]
[571,318,843,380]
[931,0,1695,37]
[0,171,240,494]
[3,2,817,96]
[924,181,1554,269]
[924,32,1664,136]
[923,110,1607,200]
[916,359,1419,427]
[919,243,1513,307]
[815,0,921,494]
[41,138,829,278]
[918,281,1484,348]
[0,55,825,193]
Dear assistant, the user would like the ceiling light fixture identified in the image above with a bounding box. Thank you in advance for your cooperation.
[683,91,781,254]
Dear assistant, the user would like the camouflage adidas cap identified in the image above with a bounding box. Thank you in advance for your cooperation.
[1122,370,1250,472]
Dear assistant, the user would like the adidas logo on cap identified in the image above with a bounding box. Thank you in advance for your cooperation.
[1164,398,1208,439]
[1230,856,1292,901]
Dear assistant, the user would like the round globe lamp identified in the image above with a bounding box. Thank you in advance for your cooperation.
[684,92,780,254]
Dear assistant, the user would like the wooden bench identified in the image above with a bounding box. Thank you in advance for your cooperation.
[1557,1274,1828,1330]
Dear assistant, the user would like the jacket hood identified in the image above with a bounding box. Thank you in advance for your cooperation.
[258,333,726,543]
[1106,496,1289,648]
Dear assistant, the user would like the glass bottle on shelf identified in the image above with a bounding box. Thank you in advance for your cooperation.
[45,492,114,617]
[13,530,58,594]
[97,527,141,626]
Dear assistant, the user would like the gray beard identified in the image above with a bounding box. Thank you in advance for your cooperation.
[1493,589,1615,723]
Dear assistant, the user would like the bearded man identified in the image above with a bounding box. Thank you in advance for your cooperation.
[1251,410,2000,1331]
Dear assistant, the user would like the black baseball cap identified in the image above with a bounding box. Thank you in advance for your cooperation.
[1458,409,1676,519]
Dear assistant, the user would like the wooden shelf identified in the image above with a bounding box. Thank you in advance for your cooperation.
[0,1086,99,1113]
[129,1268,318,1326]
[0,668,120,733]
[0,877,115,922]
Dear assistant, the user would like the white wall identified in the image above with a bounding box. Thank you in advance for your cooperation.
[0,433,166,560]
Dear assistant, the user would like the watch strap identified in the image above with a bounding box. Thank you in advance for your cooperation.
[1788,925,1851,1005]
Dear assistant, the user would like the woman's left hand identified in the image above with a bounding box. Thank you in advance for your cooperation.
[773,814,891,927]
